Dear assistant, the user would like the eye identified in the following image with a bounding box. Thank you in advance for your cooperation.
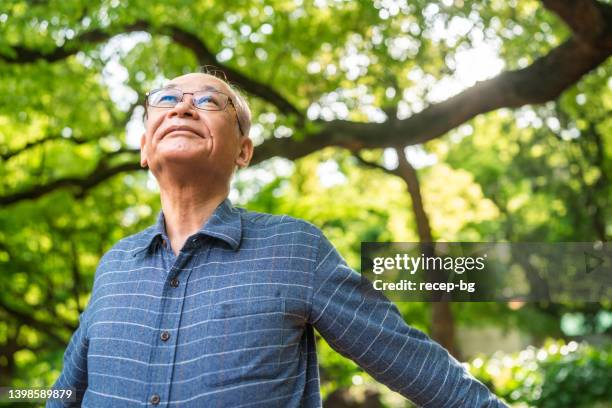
[195,92,223,109]
[196,95,214,104]
[156,94,179,106]
[150,90,181,106]
[159,95,178,103]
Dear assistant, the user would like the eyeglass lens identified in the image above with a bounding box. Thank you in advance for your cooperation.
[148,89,228,111]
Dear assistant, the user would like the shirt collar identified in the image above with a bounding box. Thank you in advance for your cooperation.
[138,198,243,255]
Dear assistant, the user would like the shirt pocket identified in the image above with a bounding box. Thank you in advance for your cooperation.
[204,297,285,388]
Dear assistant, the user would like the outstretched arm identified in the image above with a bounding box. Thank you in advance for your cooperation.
[308,231,507,407]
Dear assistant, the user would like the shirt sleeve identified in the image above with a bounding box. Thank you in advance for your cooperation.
[307,231,508,408]
[46,307,90,408]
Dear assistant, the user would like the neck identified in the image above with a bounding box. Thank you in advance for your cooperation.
[158,181,229,255]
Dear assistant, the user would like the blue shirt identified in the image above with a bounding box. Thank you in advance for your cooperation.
[48,198,507,407]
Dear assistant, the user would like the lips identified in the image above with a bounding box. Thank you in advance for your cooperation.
[161,125,205,139]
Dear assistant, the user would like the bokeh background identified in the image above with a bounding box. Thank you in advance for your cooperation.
[0,0,611,407]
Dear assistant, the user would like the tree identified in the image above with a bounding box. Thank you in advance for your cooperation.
[0,0,610,404]
[1,0,611,205]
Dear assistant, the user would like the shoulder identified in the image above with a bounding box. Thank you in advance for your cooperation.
[97,225,157,266]
[239,207,323,239]
[87,225,157,300]
[239,208,321,235]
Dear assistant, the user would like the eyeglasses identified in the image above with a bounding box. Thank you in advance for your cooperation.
[145,88,244,136]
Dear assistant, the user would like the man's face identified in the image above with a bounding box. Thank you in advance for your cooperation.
[140,73,252,182]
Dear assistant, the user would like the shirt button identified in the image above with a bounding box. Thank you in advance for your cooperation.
[160,331,170,342]
[170,278,179,288]
[149,394,160,405]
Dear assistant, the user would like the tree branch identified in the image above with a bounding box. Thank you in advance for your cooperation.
[352,151,399,176]
[164,25,302,118]
[1,102,139,162]
[0,21,302,118]
[1,2,610,205]
[0,153,141,206]
[542,0,612,47]
[1,134,90,161]
[0,22,148,63]
[0,300,68,346]
[252,27,612,164]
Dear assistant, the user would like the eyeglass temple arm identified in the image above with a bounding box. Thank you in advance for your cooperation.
[228,99,245,136]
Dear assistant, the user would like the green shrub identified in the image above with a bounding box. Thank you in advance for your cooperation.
[466,340,612,407]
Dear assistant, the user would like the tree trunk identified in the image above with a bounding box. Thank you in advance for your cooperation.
[395,147,459,359]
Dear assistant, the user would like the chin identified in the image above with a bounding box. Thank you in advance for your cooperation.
[160,152,207,164]
[157,141,208,158]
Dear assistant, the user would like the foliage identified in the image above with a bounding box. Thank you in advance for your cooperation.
[0,0,610,405]
[467,340,612,408]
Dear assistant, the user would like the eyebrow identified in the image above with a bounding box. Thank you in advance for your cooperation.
[164,83,223,93]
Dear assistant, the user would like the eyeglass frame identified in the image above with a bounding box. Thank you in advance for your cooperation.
[144,87,245,137]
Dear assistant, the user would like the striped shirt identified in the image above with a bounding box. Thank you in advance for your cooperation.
[48,198,507,407]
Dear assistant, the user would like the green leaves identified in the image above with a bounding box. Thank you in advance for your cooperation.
[0,0,610,401]
[468,341,612,407]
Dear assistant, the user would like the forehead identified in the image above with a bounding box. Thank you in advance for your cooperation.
[165,73,233,95]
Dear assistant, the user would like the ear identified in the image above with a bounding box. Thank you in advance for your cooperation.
[140,133,148,168]
[235,136,254,169]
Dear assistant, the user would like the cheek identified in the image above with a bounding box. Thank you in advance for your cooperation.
[213,113,239,138]
[142,132,156,153]
[146,112,165,137]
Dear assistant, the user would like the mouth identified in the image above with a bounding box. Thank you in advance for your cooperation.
[161,125,205,139]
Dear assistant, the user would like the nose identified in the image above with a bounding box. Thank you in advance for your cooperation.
[167,94,200,119]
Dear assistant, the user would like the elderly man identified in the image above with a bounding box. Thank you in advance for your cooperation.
[48,72,507,407]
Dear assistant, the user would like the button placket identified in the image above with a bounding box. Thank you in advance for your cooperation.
[148,250,197,406]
